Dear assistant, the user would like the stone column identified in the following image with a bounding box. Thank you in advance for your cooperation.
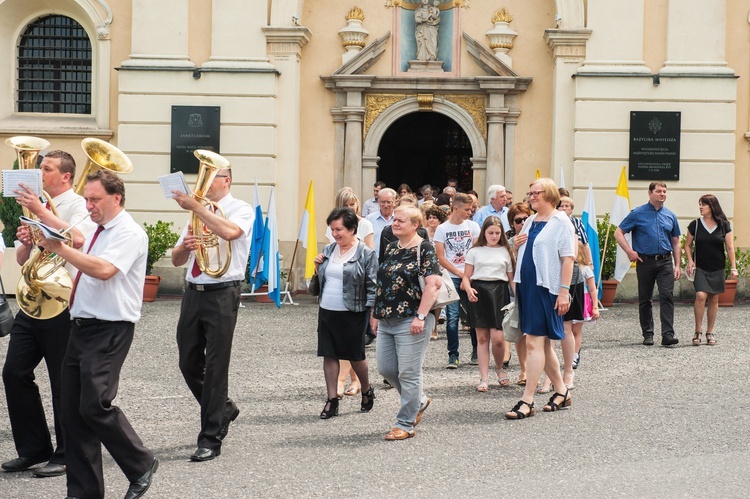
[343,102,365,196]
[661,0,734,75]
[263,27,311,240]
[485,99,508,189]
[331,106,346,191]
[545,29,591,184]
[504,109,520,193]
[205,0,275,70]
[577,0,649,73]
[120,0,193,68]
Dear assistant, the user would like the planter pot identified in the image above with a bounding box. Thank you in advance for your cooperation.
[600,280,619,307]
[718,279,738,307]
[254,284,273,303]
[143,275,161,302]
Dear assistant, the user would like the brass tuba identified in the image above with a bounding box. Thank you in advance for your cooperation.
[76,138,133,195]
[5,136,73,319]
[190,149,232,278]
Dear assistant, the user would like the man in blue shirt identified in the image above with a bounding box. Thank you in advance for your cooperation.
[615,182,681,346]
[366,187,397,256]
[473,185,510,232]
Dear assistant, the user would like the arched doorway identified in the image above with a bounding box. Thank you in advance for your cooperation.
[377,112,473,193]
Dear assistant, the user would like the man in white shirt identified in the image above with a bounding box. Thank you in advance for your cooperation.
[434,193,480,368]
[365,187,397,257]
[171,167,253,462]
[39,169,157,499]
[473,185,510,232]
[361,181,385,218]
[2,150,95,479]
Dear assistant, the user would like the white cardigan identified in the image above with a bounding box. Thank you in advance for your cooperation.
[513,211,576,294]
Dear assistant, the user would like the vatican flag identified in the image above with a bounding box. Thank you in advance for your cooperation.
[610,166,633,282]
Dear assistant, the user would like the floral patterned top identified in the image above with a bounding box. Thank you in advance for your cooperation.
[373,239,441,320]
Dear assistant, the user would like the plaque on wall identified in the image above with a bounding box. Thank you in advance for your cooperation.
[171,106,221,174]
[629,111,681,181]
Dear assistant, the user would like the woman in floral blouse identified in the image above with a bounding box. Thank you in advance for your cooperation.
[371,205,442,440]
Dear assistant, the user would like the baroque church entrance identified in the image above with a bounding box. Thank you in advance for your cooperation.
[377,112,473,193]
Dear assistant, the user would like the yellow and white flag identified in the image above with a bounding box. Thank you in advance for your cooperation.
[610,166,632,282]
[297,181,318,279]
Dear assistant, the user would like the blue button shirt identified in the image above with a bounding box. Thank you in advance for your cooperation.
[473,204,510,232]
[618,202,680,255]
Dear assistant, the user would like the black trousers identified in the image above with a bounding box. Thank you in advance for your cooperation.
[636,258,675,337]
[176,285,240,450]
[2,310,70,464]
[62,320,153,499]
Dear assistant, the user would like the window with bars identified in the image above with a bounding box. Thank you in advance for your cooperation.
[17,15,92,114]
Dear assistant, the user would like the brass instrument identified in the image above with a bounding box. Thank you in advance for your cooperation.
[190,149,232,278]
[76,138,133,195]
[5,136,72,319]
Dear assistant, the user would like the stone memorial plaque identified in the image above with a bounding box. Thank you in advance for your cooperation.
[171,106,221,174]
[629,111,681,180]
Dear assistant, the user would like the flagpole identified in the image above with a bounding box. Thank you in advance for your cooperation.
[281,239,301,305]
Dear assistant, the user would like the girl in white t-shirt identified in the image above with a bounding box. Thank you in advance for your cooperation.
[461,216,515,392]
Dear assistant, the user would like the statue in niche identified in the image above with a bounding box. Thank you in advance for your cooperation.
[415,0,440,61]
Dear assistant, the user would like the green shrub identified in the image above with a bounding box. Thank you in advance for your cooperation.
[143,220,180,275]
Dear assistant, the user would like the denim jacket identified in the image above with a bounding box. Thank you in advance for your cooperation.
[318,242,377,312]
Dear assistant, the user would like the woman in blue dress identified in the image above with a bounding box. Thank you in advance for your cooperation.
[505,178,577,419]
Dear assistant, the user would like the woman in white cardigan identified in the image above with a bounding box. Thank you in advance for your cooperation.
[505,178,577,419]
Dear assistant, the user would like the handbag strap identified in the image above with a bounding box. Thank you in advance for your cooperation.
[0,276,6,301]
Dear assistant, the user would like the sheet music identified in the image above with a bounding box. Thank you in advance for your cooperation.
[2,169,43,198]
[157,171,191,198]
[19,216,67,241]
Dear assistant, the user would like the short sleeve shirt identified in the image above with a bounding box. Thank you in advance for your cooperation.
[688,219,731,272]
[433,220,481,277]
[618,203,680,255]
[465,246,513,281]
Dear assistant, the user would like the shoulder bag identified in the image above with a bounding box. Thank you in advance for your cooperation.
[686,218,699,282]
[501,301,521,342]
[0,277,15,338]
[416,242,460,310]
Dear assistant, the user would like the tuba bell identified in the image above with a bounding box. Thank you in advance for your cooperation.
[190,149,232,278]
[5,136,73,319]
[76,138,133,195]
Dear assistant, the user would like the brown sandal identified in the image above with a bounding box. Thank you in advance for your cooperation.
[706,333,716,346]
[692,332,702,346]
[385,427,415,440]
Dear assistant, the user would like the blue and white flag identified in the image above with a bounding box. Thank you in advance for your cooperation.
[249,179,266,287]
[581,183,601,298]
[263,188,281,308]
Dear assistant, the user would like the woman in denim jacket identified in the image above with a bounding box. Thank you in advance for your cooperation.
[314,208,378,419]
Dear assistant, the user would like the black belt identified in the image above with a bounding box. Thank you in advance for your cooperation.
[188,280,240,292]
[641,252,672,261]
[71,318,129,327]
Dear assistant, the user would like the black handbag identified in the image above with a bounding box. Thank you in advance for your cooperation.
[307,273,321,296]
[0,277,15,338]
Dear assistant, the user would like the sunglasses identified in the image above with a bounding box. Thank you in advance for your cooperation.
[514,217,528,224]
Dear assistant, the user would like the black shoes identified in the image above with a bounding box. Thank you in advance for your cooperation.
[643,335,654,346]
[1,455,50,472]
[219,407,240,441]
[320,398,339,419]
[662,334,679,346]
[124,458,158,499]
[33,462,66,478]
[361,386,375,412]
[191,448,220,462]
[365,332,376,346]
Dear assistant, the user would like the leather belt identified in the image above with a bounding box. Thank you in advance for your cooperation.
[188,280,241,292]
[641,252,672,261]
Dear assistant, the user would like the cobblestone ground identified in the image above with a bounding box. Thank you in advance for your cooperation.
[1,296,749,498]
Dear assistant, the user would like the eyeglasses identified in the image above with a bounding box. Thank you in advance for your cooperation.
[514,217,528,224]
[215,175,229,178]
[526,190,543,198]
[378,200,394,205]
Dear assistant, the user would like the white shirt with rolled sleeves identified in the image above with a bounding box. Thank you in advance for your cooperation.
[50,188,97,275]
[177,193,254,284]
[69,209,147,323]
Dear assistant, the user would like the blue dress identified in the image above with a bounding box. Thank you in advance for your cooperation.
[516,221,565,340]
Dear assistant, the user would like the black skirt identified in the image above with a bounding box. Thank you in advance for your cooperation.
[317,308,368,361]
[694,268,725,294]
[563,282,585,322]
[466,280,511,329]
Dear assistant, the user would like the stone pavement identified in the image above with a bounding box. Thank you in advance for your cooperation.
[1,296,749,498]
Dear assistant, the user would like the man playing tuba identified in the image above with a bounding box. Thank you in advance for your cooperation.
[2,150,95,478]
[170,162,253,462]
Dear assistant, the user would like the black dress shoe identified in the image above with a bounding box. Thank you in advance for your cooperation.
[124,458,158,499]
[190,447,220,462]
[661,335,679,346]
[32,462,66,477]
[642,335,654,346]
[2,455,50,471]
[219,407,240,441]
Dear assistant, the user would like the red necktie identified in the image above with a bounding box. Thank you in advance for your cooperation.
[69,225,105,308]
[45,202,51,211]
[191,258,201,278]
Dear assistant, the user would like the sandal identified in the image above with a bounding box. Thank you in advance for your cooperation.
[496,369,510,387]
[344,384,361,396]
[385,427,415,440]
[543,389,571,412]
[706,333,716,346]
[476,379,489,392]
[505,400,535,420]
[537,384,552,394]
[692,332,702,346]
[517,373,526,386]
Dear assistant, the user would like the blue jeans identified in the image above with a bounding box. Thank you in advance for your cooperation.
[446,277,477,358]
[376,315,434,432]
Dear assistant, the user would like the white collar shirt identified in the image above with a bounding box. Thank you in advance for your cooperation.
[50,188,97,275]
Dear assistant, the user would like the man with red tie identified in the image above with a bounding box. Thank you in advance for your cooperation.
[171,167,253,462]
[39,169,157,499]
[2,150,94,478]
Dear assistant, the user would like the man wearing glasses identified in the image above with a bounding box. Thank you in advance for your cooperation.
[366,187,397,257]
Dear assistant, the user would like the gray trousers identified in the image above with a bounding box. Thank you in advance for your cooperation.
[376,315,434,432]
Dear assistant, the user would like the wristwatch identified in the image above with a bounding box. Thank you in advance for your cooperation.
[416,313,427,321]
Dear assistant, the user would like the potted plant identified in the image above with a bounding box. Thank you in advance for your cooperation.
[0,160,23,247]
[597,213,618,307]
[143,220,180,302]
[719,241,749,307]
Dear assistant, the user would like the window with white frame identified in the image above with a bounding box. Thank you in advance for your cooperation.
[17,15,92,114]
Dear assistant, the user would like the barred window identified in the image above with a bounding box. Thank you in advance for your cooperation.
[17,15,92,114]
